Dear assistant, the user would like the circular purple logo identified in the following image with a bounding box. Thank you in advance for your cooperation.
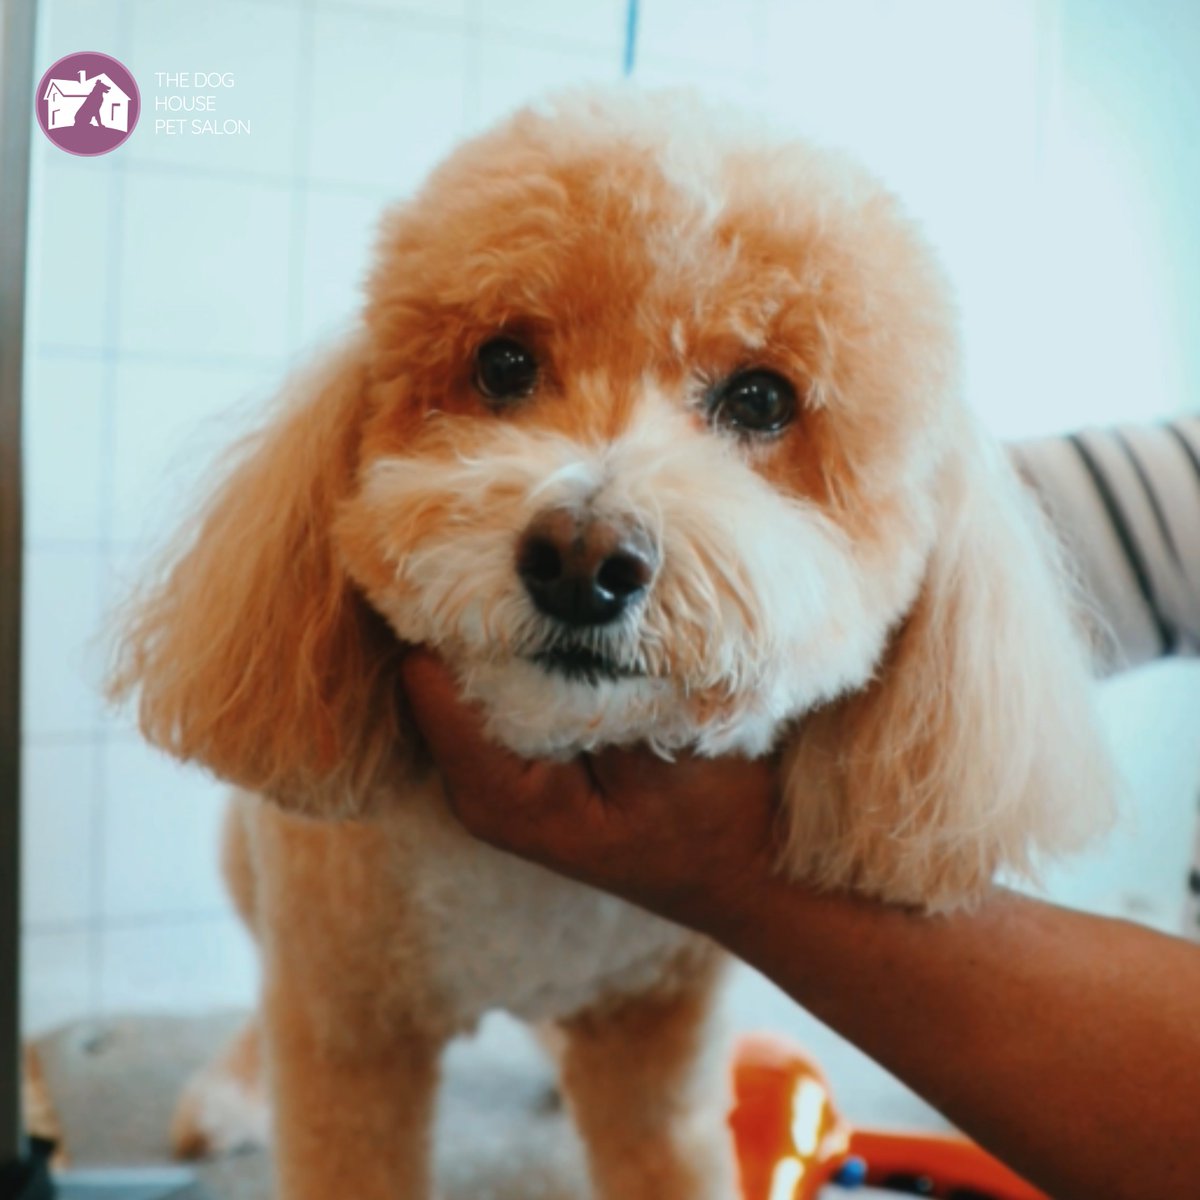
[35,51,140,157]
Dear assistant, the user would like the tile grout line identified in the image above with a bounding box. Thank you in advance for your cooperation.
[464,0,481,131]
[32,343,285,370]
[312,0,468,35]
[53,152,430,196]
[26,909,241,939]
[285,0,319,353]
[88,0,138,1020]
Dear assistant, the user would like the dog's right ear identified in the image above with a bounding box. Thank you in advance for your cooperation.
[107,337,409,816]
[774,426,1115,912]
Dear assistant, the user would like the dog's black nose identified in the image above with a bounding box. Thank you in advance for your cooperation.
[517,507,656,627]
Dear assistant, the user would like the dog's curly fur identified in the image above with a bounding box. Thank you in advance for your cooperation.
[109,92,1113,1199]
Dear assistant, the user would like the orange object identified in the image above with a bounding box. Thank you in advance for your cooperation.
[729,1035,1048,1200]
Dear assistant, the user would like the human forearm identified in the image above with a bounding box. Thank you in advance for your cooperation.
[715,882,1200,1200]
[400,651,1200,1199]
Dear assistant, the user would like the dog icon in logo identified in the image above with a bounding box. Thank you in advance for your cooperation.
[36,51,140,156]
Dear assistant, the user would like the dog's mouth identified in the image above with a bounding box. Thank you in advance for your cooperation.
[529,645,641,685]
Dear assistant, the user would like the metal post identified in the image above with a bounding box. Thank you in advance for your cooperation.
[0,0,39,1182]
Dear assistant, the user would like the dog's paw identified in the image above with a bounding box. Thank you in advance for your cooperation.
[171,1063,270,1159]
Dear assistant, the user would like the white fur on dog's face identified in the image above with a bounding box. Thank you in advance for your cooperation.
[345,388,933,759]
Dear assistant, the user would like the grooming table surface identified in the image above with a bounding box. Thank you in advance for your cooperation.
[32,965,951,1200]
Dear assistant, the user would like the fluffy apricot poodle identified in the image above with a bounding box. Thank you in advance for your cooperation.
[110,91,1112,1199]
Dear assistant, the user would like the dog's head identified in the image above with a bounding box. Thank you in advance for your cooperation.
[111,93,1112,909]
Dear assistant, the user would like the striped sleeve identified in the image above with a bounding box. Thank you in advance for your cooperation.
[1010,416,1200,674]
[1012,418,1200,942]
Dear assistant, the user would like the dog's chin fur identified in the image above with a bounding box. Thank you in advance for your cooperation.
[460,663,756,759]
[354,395,931,761]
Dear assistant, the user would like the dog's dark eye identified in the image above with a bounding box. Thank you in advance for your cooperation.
[710,369,797,435]
[474,337,538,403]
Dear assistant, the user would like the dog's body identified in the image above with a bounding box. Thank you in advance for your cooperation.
[175,784,726,1200]
[112,92,1113,1199]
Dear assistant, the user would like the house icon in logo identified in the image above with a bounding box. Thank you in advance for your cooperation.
[43,68,132,133]
[36,51,140,156]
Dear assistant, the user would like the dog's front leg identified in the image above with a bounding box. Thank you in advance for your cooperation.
[557,947,737,1200]
[264,982,442,1200]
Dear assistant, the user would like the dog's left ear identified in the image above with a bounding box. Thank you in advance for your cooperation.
[107,337,409,816]
[778,424,1115,911]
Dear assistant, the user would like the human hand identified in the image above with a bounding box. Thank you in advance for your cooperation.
[400,651,783,937]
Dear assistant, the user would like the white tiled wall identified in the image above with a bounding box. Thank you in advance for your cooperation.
[20,0,1200,1036]
[20,0,641,1040]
